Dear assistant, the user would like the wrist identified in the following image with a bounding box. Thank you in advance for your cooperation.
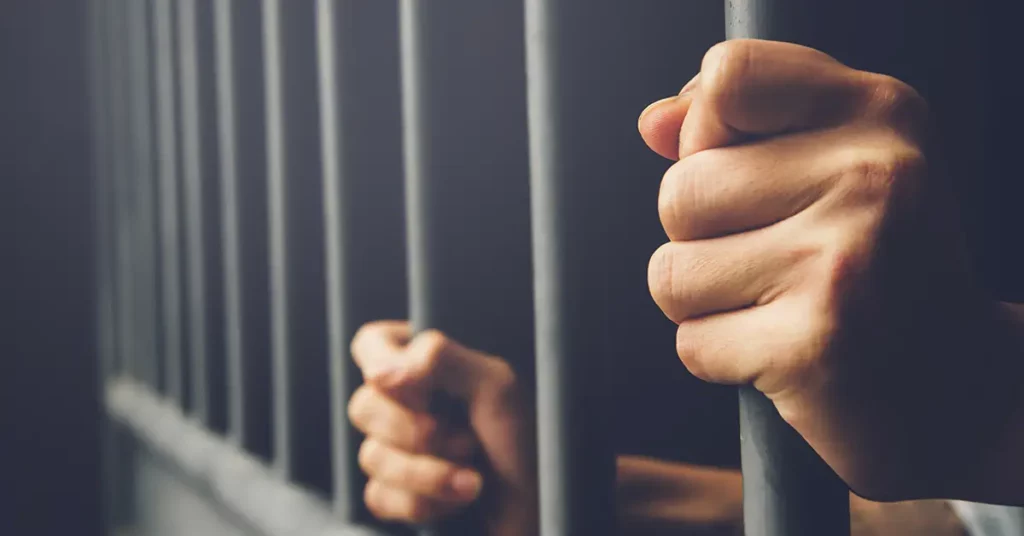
[950,301,1024,505]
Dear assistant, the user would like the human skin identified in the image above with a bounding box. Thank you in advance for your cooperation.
[346,38,1024,533]
[640,39,1024,505]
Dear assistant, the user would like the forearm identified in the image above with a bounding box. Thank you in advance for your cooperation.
[616,456,742,535]
[959,302,1024,506]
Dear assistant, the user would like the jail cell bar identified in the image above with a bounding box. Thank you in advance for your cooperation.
[92,1,858,535]
[212,0,274,460]
[727,1,851,535]
[398,1,537,535]
[261,0,333,494]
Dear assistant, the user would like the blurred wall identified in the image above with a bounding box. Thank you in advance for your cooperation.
[0,1,103,535]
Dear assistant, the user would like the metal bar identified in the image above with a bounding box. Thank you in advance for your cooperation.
[399,1,536,534]
[152,0,185,405]
[214,0,275,459]
[178,0,228,431]
[726,2,851,535]
[522,1,618,534]
[110,0,139,382]
[89,1,125,531]
[214,0,270,451]
[177,0,211,424]
[316,0,407,522]
[261,0,332,491]
[126,0,160,389]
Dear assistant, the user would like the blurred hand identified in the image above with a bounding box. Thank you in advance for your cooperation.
[348,321,537,535]
[639,39,1024,503]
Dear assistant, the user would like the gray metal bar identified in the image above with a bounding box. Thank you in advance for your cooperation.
[177,0,210,424]
[178,0,228,431]
[110,0,139,382]
[316,0,408,522]
[262,0,332,491]
[214,0,274,459]
[399,1,536,534]
[522,1,619,534]
[90,0,117,383]
[726,2,851,535]
[90,1,127,531]
[126,0,160,389]
[153,0,185,405]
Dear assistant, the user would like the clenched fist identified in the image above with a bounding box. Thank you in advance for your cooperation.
[348,321,538,535]
[640,39,1024,503]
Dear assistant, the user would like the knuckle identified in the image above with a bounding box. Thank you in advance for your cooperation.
[844,146,925,204]
[363,480,389,518]
[649,243,702,323]
[358,438,383,474]
[659,155,711,240]
[413,329,450,374]
[346,385,373,429]
[866,74,929,134]
[648,243,677,320]
[487,359,518,397]
[675,326,711,381]
[701,40,757,105]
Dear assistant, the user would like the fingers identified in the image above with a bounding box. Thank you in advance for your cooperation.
[359,438,484,504]
[648,225,813,323]
[379,329,514,403]
[348,384,478,458]
[363,479,465,525]
[674,297,829,399]
[679,39,868,157]
[657,128,861,241]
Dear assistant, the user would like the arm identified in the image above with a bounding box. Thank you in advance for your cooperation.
[959,302,1024,505]
[617,456,742,535]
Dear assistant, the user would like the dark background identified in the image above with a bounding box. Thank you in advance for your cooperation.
[1,1,1021,535]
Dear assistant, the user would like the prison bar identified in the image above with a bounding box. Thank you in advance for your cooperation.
[125,0,161,390]
[398,0,537,534]
[727,1,852,535]
[91,1,863,534]
[152,0,185,405]
[178,0,215,426]
[212,0,274,460]
[522,1,621,534]
[261,0,333,493]
[315,0,408,523]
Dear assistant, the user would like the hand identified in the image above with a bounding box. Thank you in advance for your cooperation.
[639,39,1024,503]
[347,321,538,535]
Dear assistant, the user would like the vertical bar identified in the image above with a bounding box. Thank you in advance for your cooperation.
[726,2,851,535]
[399,1,536,534]
[110,0,139,382]
[315,0,359,519]
[523,1,618,535]
[126,0,160,389]
[316,0,408,522]
[153,0,185,405]
[178,0,210,423]
[262,0,332,492]
[214,0,274,459]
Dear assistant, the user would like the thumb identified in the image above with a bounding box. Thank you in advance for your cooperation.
[637,74,699,161]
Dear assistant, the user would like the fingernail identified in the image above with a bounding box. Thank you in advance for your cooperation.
[639,95,679,125]
[451,469,482,498]
[679,73,701,96]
